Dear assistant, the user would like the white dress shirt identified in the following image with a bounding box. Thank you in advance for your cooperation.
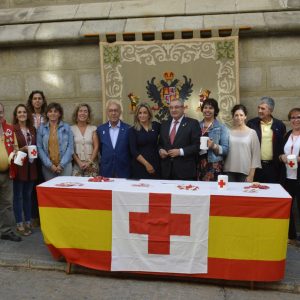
[109,121,120,149]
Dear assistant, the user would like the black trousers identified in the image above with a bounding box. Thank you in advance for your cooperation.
[284,178,300,240]
[254,161,279,183]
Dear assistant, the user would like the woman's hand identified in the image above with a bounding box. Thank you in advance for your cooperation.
[208,139,218,152]
[56,165,64,174]
[207,139,214,149]
[21,145,28,152]
[79,161,88,170]
[145,163,155,174]
[50,165,58,173]
[245,175,254,183]
[280,154,288,164]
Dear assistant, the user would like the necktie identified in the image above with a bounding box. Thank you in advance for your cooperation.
[169,121,178,145]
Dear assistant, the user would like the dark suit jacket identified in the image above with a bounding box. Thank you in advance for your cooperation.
[96,121,131,178]
[159,116,200,180]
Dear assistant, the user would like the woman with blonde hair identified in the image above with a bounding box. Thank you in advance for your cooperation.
[71,103,99,177]
[129,103,160,179]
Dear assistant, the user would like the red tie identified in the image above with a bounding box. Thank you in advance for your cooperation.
[169,121,178,145]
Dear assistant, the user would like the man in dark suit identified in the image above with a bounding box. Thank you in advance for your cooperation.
[97,99,131,178]
[159,99,200,180]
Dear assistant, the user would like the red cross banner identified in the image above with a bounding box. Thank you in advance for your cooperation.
[37,177,291,281]
[111,191,210,273]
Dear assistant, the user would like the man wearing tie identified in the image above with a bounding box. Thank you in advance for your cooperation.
[97,99,131,178]
[159,99,200,180]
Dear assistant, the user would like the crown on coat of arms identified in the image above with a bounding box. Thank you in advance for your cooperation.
[163,72,174,81]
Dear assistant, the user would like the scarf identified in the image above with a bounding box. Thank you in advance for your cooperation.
[1,120,17,179]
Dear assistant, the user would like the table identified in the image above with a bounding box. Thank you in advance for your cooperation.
[37,177,291,282]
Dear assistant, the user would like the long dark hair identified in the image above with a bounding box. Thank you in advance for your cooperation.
[231,104,248,117]
[13,104,33,128]
[26,90,47,114]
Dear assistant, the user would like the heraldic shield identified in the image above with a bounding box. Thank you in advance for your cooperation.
[100,37,239,126]
[146,72,193,122]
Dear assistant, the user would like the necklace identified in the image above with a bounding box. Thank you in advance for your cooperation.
[201,121,213,136]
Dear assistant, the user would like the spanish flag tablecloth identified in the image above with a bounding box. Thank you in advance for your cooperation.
[37,177,291,282]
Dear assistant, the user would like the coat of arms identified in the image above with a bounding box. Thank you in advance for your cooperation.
[146,72,193,122]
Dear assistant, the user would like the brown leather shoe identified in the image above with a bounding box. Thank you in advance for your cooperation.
[16,224,30,236]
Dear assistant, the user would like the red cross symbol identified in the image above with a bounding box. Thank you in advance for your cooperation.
[31,149,37,156]
[218,179,226,188]
[288,160,295,168]
[129,193,190,255]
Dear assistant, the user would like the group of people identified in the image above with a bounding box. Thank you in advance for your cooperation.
[0,92,299,245]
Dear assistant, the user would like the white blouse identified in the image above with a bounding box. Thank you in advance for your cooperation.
[224,128,261,175]
[284,134,300,180]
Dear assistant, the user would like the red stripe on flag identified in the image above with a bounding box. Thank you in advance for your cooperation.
[210,195,291,219]
[47,244,111,271]
[37,187,112,210]
[199,257,286,281]
[47,245,285,281]
[131,258,286,282]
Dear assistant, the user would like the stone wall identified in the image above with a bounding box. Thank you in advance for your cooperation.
[0,44,101,124]
[1,35,300,125]
[1,0,300,125]
[240,36,300,124]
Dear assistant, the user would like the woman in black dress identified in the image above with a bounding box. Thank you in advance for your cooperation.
[129,103,160,179]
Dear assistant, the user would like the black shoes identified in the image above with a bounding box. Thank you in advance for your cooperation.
[1,231,22,242]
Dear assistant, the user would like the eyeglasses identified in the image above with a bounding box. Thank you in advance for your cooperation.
[169,105,183,110]
[108,109,119,113]
[290,116,300,120]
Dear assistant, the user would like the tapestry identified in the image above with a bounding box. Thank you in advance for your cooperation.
[99,36,239,126]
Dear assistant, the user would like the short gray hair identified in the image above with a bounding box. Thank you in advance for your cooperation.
[106,99,122,113]
[260,96,275,112]
[170,98,184,106]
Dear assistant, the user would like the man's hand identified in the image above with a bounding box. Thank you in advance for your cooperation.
[168,149,180,158]
[159,149,169,159]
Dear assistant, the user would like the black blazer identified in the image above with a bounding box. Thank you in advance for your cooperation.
[159,116,200,180]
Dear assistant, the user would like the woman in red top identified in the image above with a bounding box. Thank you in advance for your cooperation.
[12,104,37,236]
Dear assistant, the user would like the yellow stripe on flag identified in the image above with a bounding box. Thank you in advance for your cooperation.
[39,207,112,251]
[208,216,289,261]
